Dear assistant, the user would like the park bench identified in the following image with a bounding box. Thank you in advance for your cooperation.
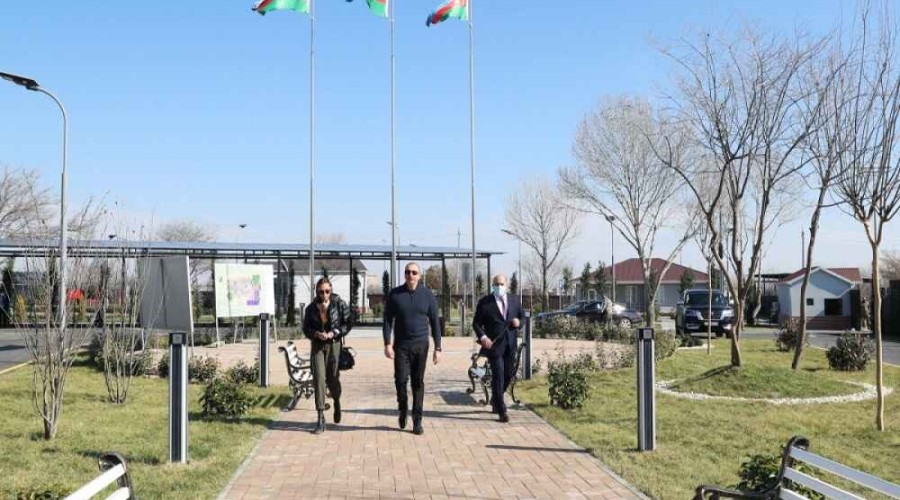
[694,436,900,499]
[278,340,316,411]
[63,453,133,500]
[466,341,527,406]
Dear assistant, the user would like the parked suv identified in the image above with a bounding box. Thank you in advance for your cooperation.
[675,289,735,337]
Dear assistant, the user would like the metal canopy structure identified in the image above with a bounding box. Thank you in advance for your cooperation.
[0,239,503,262]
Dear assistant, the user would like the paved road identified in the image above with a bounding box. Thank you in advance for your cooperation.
[685,328,900,366]
[0,329,27,372]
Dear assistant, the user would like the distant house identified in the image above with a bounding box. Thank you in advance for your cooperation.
[575,258,708,313]
[775,267,862,330]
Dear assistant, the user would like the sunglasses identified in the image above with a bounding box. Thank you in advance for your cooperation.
[404,270,419,276]
[317,289,332,295]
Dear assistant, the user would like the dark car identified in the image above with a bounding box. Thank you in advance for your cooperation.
[675,289,735,337]
[536,299,642,328]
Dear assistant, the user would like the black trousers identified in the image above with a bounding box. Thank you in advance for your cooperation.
[488,332,517,415]
[394,342,429,420]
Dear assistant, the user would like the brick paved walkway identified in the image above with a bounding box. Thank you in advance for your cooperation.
[214,336,642,500]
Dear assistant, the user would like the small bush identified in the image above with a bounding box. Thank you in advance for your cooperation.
[157,354,221,383]
[602,324,634,343]
[595,341,635,370]
[655,330,678,361]
[735,453,824,499]
[157,352,169,378]
[547,355,591,409]
[826,332,874,372]
[226,359,259,385]
[88,334,152,376]
[14,488,70,500]
[200,377,251,419]
[125,350,152,376]
[535,316,605,340]
[678,333,703,348]
[775,318,805,352]
[190,356,220,383]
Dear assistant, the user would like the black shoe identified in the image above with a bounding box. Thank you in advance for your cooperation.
[413,419,424,435]
[333,400,342,424]
[398,409,408,430]
[499,413,510,423]
[313,410,326,434]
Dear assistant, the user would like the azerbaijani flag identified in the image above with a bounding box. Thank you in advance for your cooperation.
[426,0,468,27]
[347,0,388,18]
[252,0,309,15]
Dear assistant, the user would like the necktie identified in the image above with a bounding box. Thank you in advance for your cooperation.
[501,297,507,319]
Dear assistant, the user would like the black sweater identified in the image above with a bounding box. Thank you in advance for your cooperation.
[382,284,441,348]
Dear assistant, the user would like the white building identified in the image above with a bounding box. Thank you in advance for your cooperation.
[775,267,861,330]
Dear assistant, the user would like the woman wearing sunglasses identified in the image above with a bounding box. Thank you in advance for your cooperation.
[302,277,352,434]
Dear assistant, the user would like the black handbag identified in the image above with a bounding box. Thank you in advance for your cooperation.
[338,345,356,371]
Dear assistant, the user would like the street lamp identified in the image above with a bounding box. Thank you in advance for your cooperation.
[605,214,616,305]
[500,228,522,303]
[2,71,68,327]
[237,224,247,263]
[386,221,398,284]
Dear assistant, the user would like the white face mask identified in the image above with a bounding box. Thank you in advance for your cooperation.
[492,285,507,297]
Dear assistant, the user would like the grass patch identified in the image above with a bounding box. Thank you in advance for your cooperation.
[518,339,900,500]
[668,364,859,399]
[0,362,286,499]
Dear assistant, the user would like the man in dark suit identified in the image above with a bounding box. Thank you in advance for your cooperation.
[472,274,524,423]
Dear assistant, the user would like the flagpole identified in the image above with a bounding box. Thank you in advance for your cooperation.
[390,0,398,286]
[468,0,477,304]
[309,0,317,302]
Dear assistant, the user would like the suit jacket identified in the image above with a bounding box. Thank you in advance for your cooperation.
[472,293,524,357]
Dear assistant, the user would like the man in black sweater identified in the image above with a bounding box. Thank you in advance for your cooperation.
[383,262,442,435]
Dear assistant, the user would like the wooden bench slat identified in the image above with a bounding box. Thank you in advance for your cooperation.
[779,488,809,500]
[105,488,131,500]
[790,447,900,498]
[63,464,126,500]
[783,468,865,500]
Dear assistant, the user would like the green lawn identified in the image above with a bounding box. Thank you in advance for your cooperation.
[0,362,285,499]
[518,339,900,500]
[668,364,859,399]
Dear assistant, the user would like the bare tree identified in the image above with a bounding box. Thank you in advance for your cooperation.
[157,219,216,317]
[99,224,154,404]
[504,177,579,311]
[14,215,102,440]
[881,250,900,280]
[658,27,824,366]
[0,165,53,237]
[832,4,900,431]
[562,96,693,326]
[156,219,217,282]
[792,39,848,369]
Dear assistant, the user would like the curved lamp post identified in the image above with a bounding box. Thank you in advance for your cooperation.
[1,71,68,327]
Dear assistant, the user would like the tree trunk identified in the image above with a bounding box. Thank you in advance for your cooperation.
[731,300,743,366]
[792,224,818,370]
[871,243,885,431]
[707,259,712,355]
[541,257,549,312]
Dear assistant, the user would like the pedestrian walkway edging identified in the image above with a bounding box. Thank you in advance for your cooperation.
[522,404,652,500]
[216,425,273,500]
[0,361,29,376]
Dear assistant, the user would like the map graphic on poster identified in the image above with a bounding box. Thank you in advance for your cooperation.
[214,263,275,318]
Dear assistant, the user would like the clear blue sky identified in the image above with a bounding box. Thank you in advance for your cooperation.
[0,0,886,281]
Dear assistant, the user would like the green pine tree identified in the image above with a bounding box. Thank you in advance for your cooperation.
[579,263,592,299]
